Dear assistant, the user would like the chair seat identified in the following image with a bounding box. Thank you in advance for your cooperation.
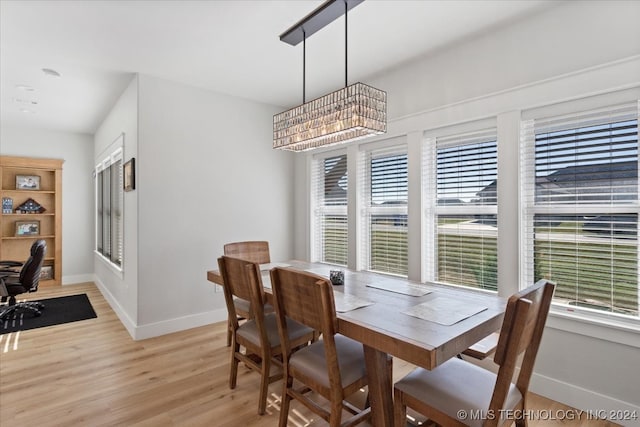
[290,334,366,389]
[395,358,522,427]
[237,312,313,348]
[233,297,274,317]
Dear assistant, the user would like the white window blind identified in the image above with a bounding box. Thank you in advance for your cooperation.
[313,154,348,265]
[96,148,124,268]
[521,101,639,319]
[361,146,408,276]
[425,129,498,290]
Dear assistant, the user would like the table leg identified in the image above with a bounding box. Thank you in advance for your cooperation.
[364,345,393,427]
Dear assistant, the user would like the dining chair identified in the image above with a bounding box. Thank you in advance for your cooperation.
[270,266,372,427]
[223,241,272,346]
[217,256,315,415]
[393,279,555,427]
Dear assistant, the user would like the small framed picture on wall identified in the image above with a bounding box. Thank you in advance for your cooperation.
[123,158,135,191]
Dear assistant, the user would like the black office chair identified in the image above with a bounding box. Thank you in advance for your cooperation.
[0,239,47,320]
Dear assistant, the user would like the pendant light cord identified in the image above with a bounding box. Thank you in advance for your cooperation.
[302,0,348,102]
[344,0,348,87]
[303,29,306,103]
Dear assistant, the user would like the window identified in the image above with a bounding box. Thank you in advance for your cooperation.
[361,146,408,275]
[425,129,498,290]
[312,154,348,265]
[522,102,639,319]
[96,147,124,268]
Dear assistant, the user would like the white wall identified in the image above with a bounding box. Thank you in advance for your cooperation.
[134,74,294,338]
[0,126,94,283]
[293,0,640,423]
[373,0,640,122]
[93,75,139,336]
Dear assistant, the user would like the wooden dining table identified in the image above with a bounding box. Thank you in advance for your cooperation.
[207,260,506,427]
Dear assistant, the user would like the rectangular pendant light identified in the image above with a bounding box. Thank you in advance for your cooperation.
[273,82,386,151]
[273,0,387,151]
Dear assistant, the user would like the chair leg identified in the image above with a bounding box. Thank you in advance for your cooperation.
[394,388,407,427]
[229,341,240,389]
[19,302,43,316]
[226,319,232,347]
[279,378,293,427]
[257,355,270,415]
[0,301,42,320]
[0,305,16,321]
[329,398,343,427]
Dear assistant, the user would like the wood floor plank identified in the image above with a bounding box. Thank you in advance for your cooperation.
[0,282,619,426]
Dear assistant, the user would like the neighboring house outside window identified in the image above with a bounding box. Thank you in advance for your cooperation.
[424,129,498,291]
[361,146,408,276]
[312,153,348,266]
[307,96,639,325]
[522,102,639,318]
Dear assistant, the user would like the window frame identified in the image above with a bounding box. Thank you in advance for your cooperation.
[359,144,409,276]
[423,128,499,291]
[305,93,640,334]
[520,100,639,325]
[95,144,124,273]
[311,150,349,266]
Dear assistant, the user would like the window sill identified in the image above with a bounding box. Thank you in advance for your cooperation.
[547,306,640,349]
[94,250,124,280]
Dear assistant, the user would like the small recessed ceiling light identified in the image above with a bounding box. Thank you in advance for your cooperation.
[19,108,35,114]
[42,68,61,78]
[13,98,38,105]
[15,84,35,91]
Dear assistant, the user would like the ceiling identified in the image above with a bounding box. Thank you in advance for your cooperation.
[0,0,558,135]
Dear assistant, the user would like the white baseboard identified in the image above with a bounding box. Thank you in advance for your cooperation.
[132,309,227,340]
[62,274,96,285]
[92,275,137,339]
[92,275,227,340]
[531,372,640,427]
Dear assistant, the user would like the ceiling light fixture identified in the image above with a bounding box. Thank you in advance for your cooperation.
[15,84,35,92]
[42,68,61,78]
[13,98,38,105]
[273,0,386,152]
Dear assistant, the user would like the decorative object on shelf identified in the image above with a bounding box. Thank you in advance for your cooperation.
[40,265,54,280]
[2,197,12,214]
[123,158,135,191]
[15,198,46,214]
[16,174,41,190]
[15,220,40,236]
[273,0,386,152]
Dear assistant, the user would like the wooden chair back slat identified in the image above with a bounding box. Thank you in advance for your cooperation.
[270,267,337,334]
[217,256,266,330]
[223,241,270,264]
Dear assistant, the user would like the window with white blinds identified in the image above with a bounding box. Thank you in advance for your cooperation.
[425,130,498,290]
[361,146,408,275]
[313,154,348,265]
[521,102,639,319]
[96,148,124,268]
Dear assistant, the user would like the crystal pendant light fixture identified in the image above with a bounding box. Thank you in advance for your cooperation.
[273,0,387,152]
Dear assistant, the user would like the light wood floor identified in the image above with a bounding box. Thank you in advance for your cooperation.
[0,283,620,427]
